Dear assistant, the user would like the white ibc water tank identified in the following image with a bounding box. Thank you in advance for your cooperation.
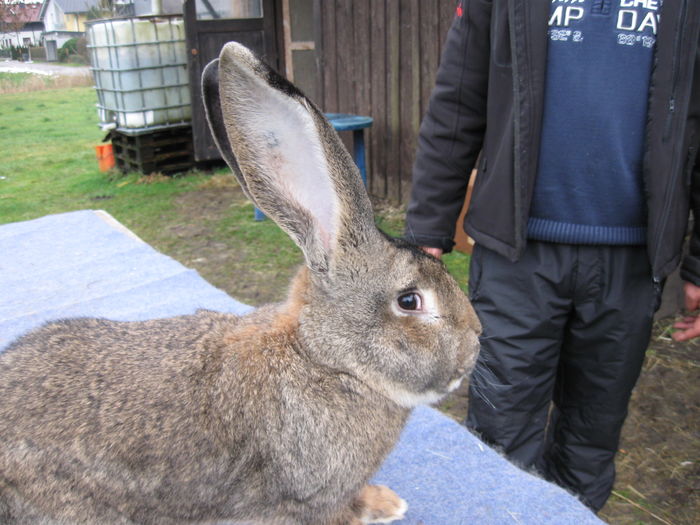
[87,17,191,131]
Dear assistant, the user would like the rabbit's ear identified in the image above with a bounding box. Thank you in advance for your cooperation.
[210,42,378,274]
[201,58,255,202]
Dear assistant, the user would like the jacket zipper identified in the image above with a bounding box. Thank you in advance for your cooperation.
[509,0,523,250]
[653,0,688,283]
[662,0,687,142]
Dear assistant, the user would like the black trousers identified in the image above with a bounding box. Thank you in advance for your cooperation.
[466,242,659,511]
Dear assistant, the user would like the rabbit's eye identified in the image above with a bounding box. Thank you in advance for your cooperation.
[397,292,423,312]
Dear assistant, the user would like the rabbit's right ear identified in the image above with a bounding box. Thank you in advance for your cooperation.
[203,43,379,275]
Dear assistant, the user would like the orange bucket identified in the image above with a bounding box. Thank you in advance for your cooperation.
[95,143,115,171]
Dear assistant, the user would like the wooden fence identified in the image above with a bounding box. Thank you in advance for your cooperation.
[315,0,457,204]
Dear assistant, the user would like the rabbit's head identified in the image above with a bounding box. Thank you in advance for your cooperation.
[203,43,480,409]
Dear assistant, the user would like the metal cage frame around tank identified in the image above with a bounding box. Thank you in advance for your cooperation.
[86,16,191,136]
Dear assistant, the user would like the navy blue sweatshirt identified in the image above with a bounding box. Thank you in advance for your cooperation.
[527,0,661,245]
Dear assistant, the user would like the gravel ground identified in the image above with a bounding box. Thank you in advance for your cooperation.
[0,59,91,77]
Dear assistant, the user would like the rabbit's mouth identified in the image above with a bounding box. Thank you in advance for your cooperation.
[377,378,460,408]
[446,361,474,393]
[379,371,471,409]
[447,375,466,393]
[437,337,480,397]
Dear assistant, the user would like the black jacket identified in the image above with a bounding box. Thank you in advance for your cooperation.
[406,0,700,284]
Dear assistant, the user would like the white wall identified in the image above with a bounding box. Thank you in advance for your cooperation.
[43,0,66,33]
[0,28,43,48]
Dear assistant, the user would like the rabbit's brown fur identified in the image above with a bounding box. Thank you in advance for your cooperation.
[1,276,408,524]
[0,43,481,524]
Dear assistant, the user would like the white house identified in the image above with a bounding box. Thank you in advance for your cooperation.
[0,2,44,49]
[40,0,101,60]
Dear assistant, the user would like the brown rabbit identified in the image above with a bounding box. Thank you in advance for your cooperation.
[0,42,481,525]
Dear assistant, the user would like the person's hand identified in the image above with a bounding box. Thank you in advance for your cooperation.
[421,247,444,259]
[672,281,700,341]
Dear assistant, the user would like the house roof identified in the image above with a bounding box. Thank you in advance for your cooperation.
[1,2,43,25]
[55,0,102,14]
[38,0,102,20]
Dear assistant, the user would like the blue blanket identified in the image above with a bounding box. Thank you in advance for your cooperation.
[0,210,603,524]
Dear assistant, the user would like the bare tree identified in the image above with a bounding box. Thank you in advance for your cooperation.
[0,1,31,48]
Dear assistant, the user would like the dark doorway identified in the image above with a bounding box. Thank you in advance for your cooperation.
[184,0,282,162]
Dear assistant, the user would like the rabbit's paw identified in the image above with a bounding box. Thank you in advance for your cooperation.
[355,484,407,524]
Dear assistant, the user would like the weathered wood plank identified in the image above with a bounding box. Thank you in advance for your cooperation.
[353,0,371,115]
[319,0,338,112]
[314,1,457,203]
[369,0,387,198]
[385,0,401,203]
[420,0,440,118]
[312,0,324,104]
[397,0,420,203]
[335,0,355,114]
[351,0,373,187]
[438,0,456,59]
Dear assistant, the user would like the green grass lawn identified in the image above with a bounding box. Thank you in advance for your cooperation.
[0,87,209,239]
[0,85,470,300]
[0,72,34,89]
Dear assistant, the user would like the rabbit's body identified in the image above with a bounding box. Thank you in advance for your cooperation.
[0,273,409,524]
[0,43,480,524]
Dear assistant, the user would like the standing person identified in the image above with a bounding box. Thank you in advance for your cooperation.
[406,0,699,512]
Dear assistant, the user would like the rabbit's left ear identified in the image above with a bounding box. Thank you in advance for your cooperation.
[201,58,255,202]
[203,43,378,275]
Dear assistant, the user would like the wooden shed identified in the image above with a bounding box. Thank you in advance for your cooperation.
[290,0,458,204]
[185,0,458,205]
